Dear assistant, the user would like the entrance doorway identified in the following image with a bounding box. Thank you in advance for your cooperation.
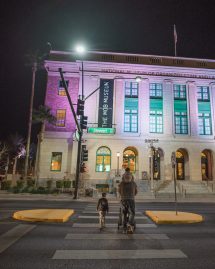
[176,150,185,180]
[201,150,213,181]
[123,147,137,173]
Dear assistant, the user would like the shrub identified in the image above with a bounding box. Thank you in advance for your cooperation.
[56,180,63,188]
[16,180,25,189]
[26,179,35,187]
[46,180,53,190]
[63,180,72,188]
[1,180,12,190]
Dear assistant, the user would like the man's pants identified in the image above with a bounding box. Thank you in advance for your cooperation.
[121,199,135,227]
[98,210,106,228]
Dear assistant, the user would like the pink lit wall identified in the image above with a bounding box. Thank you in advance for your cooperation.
[44,76,79,132]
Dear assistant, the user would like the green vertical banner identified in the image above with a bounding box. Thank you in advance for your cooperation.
[98,79,114,128]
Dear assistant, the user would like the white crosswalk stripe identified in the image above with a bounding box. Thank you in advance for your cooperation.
[73,223,157,228]
[65,233,169,240]
[53,249,187,259]
[52,203,187,260]
[78,215,147,219]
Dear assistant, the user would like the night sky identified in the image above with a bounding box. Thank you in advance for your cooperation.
[1,0,215,142]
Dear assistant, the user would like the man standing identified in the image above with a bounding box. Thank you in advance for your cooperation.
[118,167,137,233]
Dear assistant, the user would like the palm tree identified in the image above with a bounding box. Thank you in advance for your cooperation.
[24,43,52,179]
[33,105,56,184]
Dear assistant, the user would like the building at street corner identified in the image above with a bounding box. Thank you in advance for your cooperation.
[38,50,215,192]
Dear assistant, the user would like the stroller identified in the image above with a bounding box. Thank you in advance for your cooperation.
[117,200,136,233]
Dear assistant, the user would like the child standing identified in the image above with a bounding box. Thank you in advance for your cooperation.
[97,193,109,231]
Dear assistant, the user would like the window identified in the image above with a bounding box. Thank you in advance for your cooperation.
[58,80,69,96]
[198,113,212,135]
[175,112,188,134]
[150,110,163,133]
[124,109,138,132]
[125,82,138,98]
[174,85,186,99]
[51,152,62,171]
[197,86,210,101]
[56,109,66,127]
[96,147,111,172]
[150,83,163,98]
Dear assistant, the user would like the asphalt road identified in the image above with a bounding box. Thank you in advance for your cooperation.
[0,200,215,269]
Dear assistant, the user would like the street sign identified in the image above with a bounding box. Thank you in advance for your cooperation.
[88,127,116,134]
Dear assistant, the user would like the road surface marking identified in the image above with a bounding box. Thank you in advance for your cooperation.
[65,233,169,240]
[72,223,156,228]
[78,215,147,219]
[52,249,187,259]
[0,224,36,253]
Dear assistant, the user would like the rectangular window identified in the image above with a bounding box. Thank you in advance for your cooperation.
[197,86,210,101]
[51,152,62,171]
[150,110,163,133]
[56,109,66,127]
[58,80,69,96]
[174,111,188,134]
[125,82,138,98]
[124,110,138,132]
[150,83,163,98]
[174,85,186,99]
[198,113,212,135]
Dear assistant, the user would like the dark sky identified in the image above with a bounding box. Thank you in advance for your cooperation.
[1,0,215,141]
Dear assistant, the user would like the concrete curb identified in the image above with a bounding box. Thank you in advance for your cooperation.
[13,209,74,223]
[145,210,204,224]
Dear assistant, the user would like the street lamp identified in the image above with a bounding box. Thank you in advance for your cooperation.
[116,152,120,176]
[145,139,159,191]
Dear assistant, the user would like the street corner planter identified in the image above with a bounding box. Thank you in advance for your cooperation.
[56,180,64,189]
[1,180,12,190]
[63,180,72,188]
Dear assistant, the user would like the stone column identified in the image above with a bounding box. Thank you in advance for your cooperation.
[187,81,198,137]
[114,79,124,134]
[140,79,150,135]
[163,79,174,136]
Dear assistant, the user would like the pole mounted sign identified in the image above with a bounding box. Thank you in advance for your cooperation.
[98,79,114,128]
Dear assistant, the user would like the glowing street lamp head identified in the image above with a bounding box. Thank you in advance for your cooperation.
[135,76,142,83]
[75,44,86,54]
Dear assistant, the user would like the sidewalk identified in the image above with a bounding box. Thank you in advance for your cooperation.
[1,191,215,203]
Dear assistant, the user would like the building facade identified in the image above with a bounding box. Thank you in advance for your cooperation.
[39,50,215,189]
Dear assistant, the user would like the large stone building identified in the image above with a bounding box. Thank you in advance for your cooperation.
[39,50,215,192]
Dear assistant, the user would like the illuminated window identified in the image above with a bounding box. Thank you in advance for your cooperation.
[150,110,163,133]
[56,109,66,127]
[125,82,138,98]
[174,85,186,99]
[58,80,69,96]
[198,113,212,135]
[197,86,210,101]
[150,83,163,98]
[96,147,111,172]
[175,112,188,134]
[51,152,62,171]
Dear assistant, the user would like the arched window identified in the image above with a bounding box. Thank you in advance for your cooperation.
[96,147,111,172]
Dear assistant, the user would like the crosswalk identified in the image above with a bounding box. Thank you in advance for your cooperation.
[52,202,188,260]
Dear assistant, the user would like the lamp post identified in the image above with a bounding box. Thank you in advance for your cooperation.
[116,152,120,176]
[24,61,37,178]
[145,139,159,191]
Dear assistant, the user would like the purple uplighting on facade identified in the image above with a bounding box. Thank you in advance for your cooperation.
[45,76,79,132]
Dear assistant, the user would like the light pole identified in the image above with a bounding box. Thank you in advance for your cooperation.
[24,61,37,178]
[145,139,159,191]
[116,152,120,176]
